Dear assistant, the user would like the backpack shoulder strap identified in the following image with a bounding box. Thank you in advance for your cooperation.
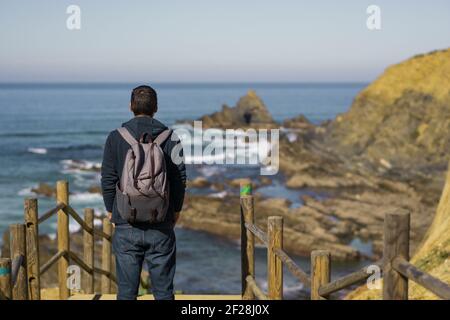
[117,127,138,146]
[154,129,173,146]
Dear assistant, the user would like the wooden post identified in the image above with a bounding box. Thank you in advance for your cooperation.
[24,198,40,300]
[83,209,95,294]
[240,181,255,300]
[57,180,70,300]
[1,229,10,259]
[0,258,12,300]
[383,210,410,300]
[311,250,330,300]
[10,224,28,300]
[101,218,112,293]
[267,216,283,300]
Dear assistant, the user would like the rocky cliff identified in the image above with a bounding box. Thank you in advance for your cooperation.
[347,161,450,300]
[325,48,450,173]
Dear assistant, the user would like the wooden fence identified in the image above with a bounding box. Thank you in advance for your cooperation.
[0,180,115,300]
[239,182,450,300]
[1,180,450,300]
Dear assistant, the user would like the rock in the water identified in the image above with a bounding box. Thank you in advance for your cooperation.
[32,183,56,197]
[199,90,276,129]
[187,177,211,189]
[283,115,313,130]
[179,194,362,260]
[227,178,253,188]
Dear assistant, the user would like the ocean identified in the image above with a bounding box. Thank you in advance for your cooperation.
[0,82,368,297]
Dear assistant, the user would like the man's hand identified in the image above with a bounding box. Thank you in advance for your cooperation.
[107,211,112,220]
[173,212,181,225]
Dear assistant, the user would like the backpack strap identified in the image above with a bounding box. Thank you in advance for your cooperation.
[117,127,138,146]
[154,129,173,146]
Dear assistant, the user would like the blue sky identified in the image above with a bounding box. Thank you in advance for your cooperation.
[0,0,449,82]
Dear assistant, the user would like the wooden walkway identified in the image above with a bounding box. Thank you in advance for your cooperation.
[69,294,242,300]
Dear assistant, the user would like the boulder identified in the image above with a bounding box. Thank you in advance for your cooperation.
[283,115,314,130]
[31,183,56,197]
[227,178,253,188]
[187,177,211,189]
[199,90,276,129]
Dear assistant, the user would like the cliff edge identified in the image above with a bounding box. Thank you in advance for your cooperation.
[325,48,450,172]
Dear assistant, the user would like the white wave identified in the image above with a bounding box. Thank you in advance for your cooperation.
[60,160,101,179]
[61,159,101,171]
[283,283,305,294]
[171,123,193,131]
[208,191,227,199]
[28,147,47,155]
[70,192,103,203]
[17,187,36,196]
[197,166,226,177]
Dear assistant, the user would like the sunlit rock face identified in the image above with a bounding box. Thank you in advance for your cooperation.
[324,48,450,172]
[199,90,277,129]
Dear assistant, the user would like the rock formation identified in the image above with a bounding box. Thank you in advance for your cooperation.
[324,49,450,172]
[199,90,276,129]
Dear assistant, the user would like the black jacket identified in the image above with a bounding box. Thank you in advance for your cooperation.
[101,116,186,226]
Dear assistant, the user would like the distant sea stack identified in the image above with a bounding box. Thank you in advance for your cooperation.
[325,48,450,172]
[199,90,277,129]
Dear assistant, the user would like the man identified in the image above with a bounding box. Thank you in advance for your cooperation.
[101,85,186,300]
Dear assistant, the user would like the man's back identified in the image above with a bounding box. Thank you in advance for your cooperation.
[101,116,186,227]
[100,85,186,300]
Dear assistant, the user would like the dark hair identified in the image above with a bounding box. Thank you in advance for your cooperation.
[130,85,158,116]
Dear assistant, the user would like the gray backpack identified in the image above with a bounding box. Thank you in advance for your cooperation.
[115,127,172,224]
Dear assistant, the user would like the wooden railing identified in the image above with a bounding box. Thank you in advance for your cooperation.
[0,180,115,300]
[239,182,450,300]
[2,180,450,300]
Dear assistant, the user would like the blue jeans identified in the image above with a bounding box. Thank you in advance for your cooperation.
[112,224,176,300]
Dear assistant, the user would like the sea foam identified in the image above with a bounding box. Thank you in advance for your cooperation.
[28,147,48,155]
